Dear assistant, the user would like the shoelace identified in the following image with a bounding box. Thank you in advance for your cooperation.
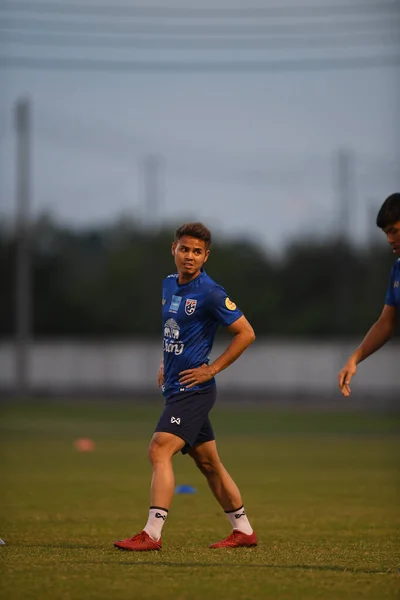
[130,532,150,543]
[220,530,240,545]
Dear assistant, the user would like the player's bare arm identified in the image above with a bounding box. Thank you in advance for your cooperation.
[179,315,255,389]
[338,194,400,397]
[157,360,165,387]
[338,304,397,397]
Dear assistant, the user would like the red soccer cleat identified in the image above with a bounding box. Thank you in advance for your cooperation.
[114,530,162,551]
[209,529,258,549]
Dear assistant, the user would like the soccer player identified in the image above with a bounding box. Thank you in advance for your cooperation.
[338,193,400,396]
[114,222,258,551]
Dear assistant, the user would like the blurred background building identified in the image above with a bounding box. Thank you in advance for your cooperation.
[0,0,399,404]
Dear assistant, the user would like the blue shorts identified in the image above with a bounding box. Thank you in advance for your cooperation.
[155,385,216,454]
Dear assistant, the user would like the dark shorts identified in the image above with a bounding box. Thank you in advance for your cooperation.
[155,385,216,455]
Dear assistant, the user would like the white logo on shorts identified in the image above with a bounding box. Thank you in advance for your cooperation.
[170,417,181,425]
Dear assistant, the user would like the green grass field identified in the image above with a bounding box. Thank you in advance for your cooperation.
[1,401,399,600]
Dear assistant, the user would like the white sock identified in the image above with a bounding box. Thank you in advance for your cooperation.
[225,505,253,535]
[143,507,168,542]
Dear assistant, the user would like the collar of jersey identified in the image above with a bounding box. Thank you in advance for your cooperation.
[176,268,205,287]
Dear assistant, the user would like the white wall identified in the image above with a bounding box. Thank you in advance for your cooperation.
[0,339,398,398]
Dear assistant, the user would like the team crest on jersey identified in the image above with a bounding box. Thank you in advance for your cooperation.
[185,299,197,315]
[394,280,399,289]
[225,297,237,310]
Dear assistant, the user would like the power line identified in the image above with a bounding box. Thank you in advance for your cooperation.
[37,107,399,183]
[2,16,399,36]
[1,54,399,72]
[1,0,397,19]
[2,29,398,50]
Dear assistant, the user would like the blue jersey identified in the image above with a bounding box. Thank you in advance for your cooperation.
[161,269,243,400]
[385,258,400,309]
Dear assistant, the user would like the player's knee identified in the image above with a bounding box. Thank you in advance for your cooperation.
[148,439,165,465]
[148,437,173,465]
[194,457,220,477]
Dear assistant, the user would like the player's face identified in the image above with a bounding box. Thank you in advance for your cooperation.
[172,235,210,281]
[383,221,400,255]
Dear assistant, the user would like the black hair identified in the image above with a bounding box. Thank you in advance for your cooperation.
[376,193,400,229]
[175,222,212,249]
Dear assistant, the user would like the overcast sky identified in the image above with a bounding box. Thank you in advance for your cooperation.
[0,0,399,252]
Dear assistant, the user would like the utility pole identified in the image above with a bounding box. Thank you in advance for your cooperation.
[142,154,162,230]
[367,198,380,245]
[15,97,32,397]
[334,148,355,337]
[336,148,354,241]
[141,154,163,382]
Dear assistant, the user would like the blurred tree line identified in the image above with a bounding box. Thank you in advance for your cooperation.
[0,215,397,339]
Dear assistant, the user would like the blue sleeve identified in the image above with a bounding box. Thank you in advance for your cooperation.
[385,263,398,306]
[207,286,243,327]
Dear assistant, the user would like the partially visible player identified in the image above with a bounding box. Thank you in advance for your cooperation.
[114,222,257,551]
[338,193,400,396]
